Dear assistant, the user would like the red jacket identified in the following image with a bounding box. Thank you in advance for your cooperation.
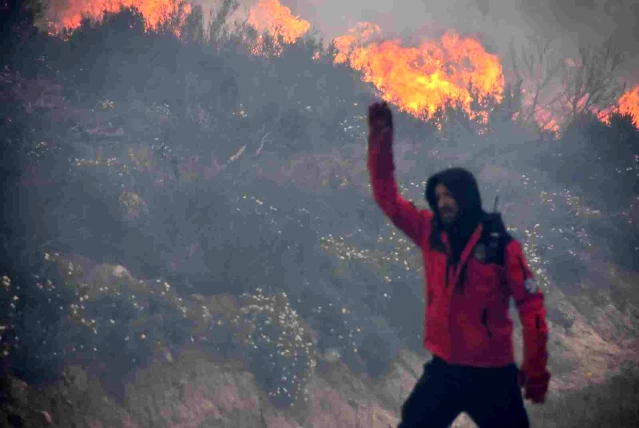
[367,128,549,376]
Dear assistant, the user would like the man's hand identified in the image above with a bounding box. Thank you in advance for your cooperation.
[368,101,393,134]
[518,367,550,404]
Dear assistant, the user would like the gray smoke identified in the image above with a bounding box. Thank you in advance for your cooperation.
[201,0,637,85]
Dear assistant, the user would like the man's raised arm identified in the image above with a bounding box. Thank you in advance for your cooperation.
[367,102,431,245]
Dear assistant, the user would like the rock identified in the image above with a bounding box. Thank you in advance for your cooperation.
[3,377,29,406]
[39,410,53,425]
[112,265,130,279]
[63,365,88,393]
[162,347,174,364]
[322,348,342,364]
[124,350,263,428]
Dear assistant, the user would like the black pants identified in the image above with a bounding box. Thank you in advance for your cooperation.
[398,356,530,428]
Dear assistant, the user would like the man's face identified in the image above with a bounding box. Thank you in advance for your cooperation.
[435,183,459,226]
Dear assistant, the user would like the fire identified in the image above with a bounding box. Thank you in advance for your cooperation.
[334,22,504,122]
[247,0,311,56]
[595,84,639,128]
[617,84,639,128]
[533,108,560,134]
[45,0,191,34]
[333,22,382,63]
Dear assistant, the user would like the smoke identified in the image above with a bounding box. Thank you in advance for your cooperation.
[518,0,639,81]
[57,0,633,83]
[271,0,638,83]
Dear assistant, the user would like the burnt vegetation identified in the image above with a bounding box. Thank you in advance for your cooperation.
[0,0,637,419]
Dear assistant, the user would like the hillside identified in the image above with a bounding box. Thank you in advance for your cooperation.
[0,2,638,427]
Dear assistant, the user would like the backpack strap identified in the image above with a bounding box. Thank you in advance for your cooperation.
[480,212,511,266]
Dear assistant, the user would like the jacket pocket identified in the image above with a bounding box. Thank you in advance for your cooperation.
[467,259,498,296]
[482,308,493,338]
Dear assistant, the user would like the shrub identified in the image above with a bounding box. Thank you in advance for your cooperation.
[230,288,317,408]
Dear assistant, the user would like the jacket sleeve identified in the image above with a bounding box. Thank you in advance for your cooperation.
[367,127,432,246]
[505,239,549,377]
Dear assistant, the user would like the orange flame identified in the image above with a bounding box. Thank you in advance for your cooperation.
[516,86,561,133]
[334,22,504,122]
[617,84,639,128]
[533,108,560,134]
[45,0,191,34]
[247,0,310,56]
[596,84,639,128]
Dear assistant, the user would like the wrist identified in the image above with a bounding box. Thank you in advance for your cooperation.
[523,368,550,381]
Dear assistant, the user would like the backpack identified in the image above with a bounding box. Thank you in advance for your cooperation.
[456,197,511,293]
[474,196,510,266]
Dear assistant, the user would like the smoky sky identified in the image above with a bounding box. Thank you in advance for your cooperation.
[193,0,638,84]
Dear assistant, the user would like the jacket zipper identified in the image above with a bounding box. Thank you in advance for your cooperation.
[518,256,528,280]
[445,257,450,288]
[457,263,467,294]
[482,308,493,338]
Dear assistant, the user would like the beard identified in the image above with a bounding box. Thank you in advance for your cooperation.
[439,208,458,227]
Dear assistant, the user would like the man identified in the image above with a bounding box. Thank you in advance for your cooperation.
[367,102,550,428]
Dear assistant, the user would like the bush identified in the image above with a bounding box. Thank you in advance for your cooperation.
[0,251,194,394]
[231,288,317,408]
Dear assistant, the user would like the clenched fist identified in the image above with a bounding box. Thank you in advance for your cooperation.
[518,368,551,404]
[368,101,393,134]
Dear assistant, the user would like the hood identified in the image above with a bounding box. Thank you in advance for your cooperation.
[425,167,485,230]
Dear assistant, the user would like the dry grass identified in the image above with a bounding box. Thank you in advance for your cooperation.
[452,364,639,428]
[526,364,639,428]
